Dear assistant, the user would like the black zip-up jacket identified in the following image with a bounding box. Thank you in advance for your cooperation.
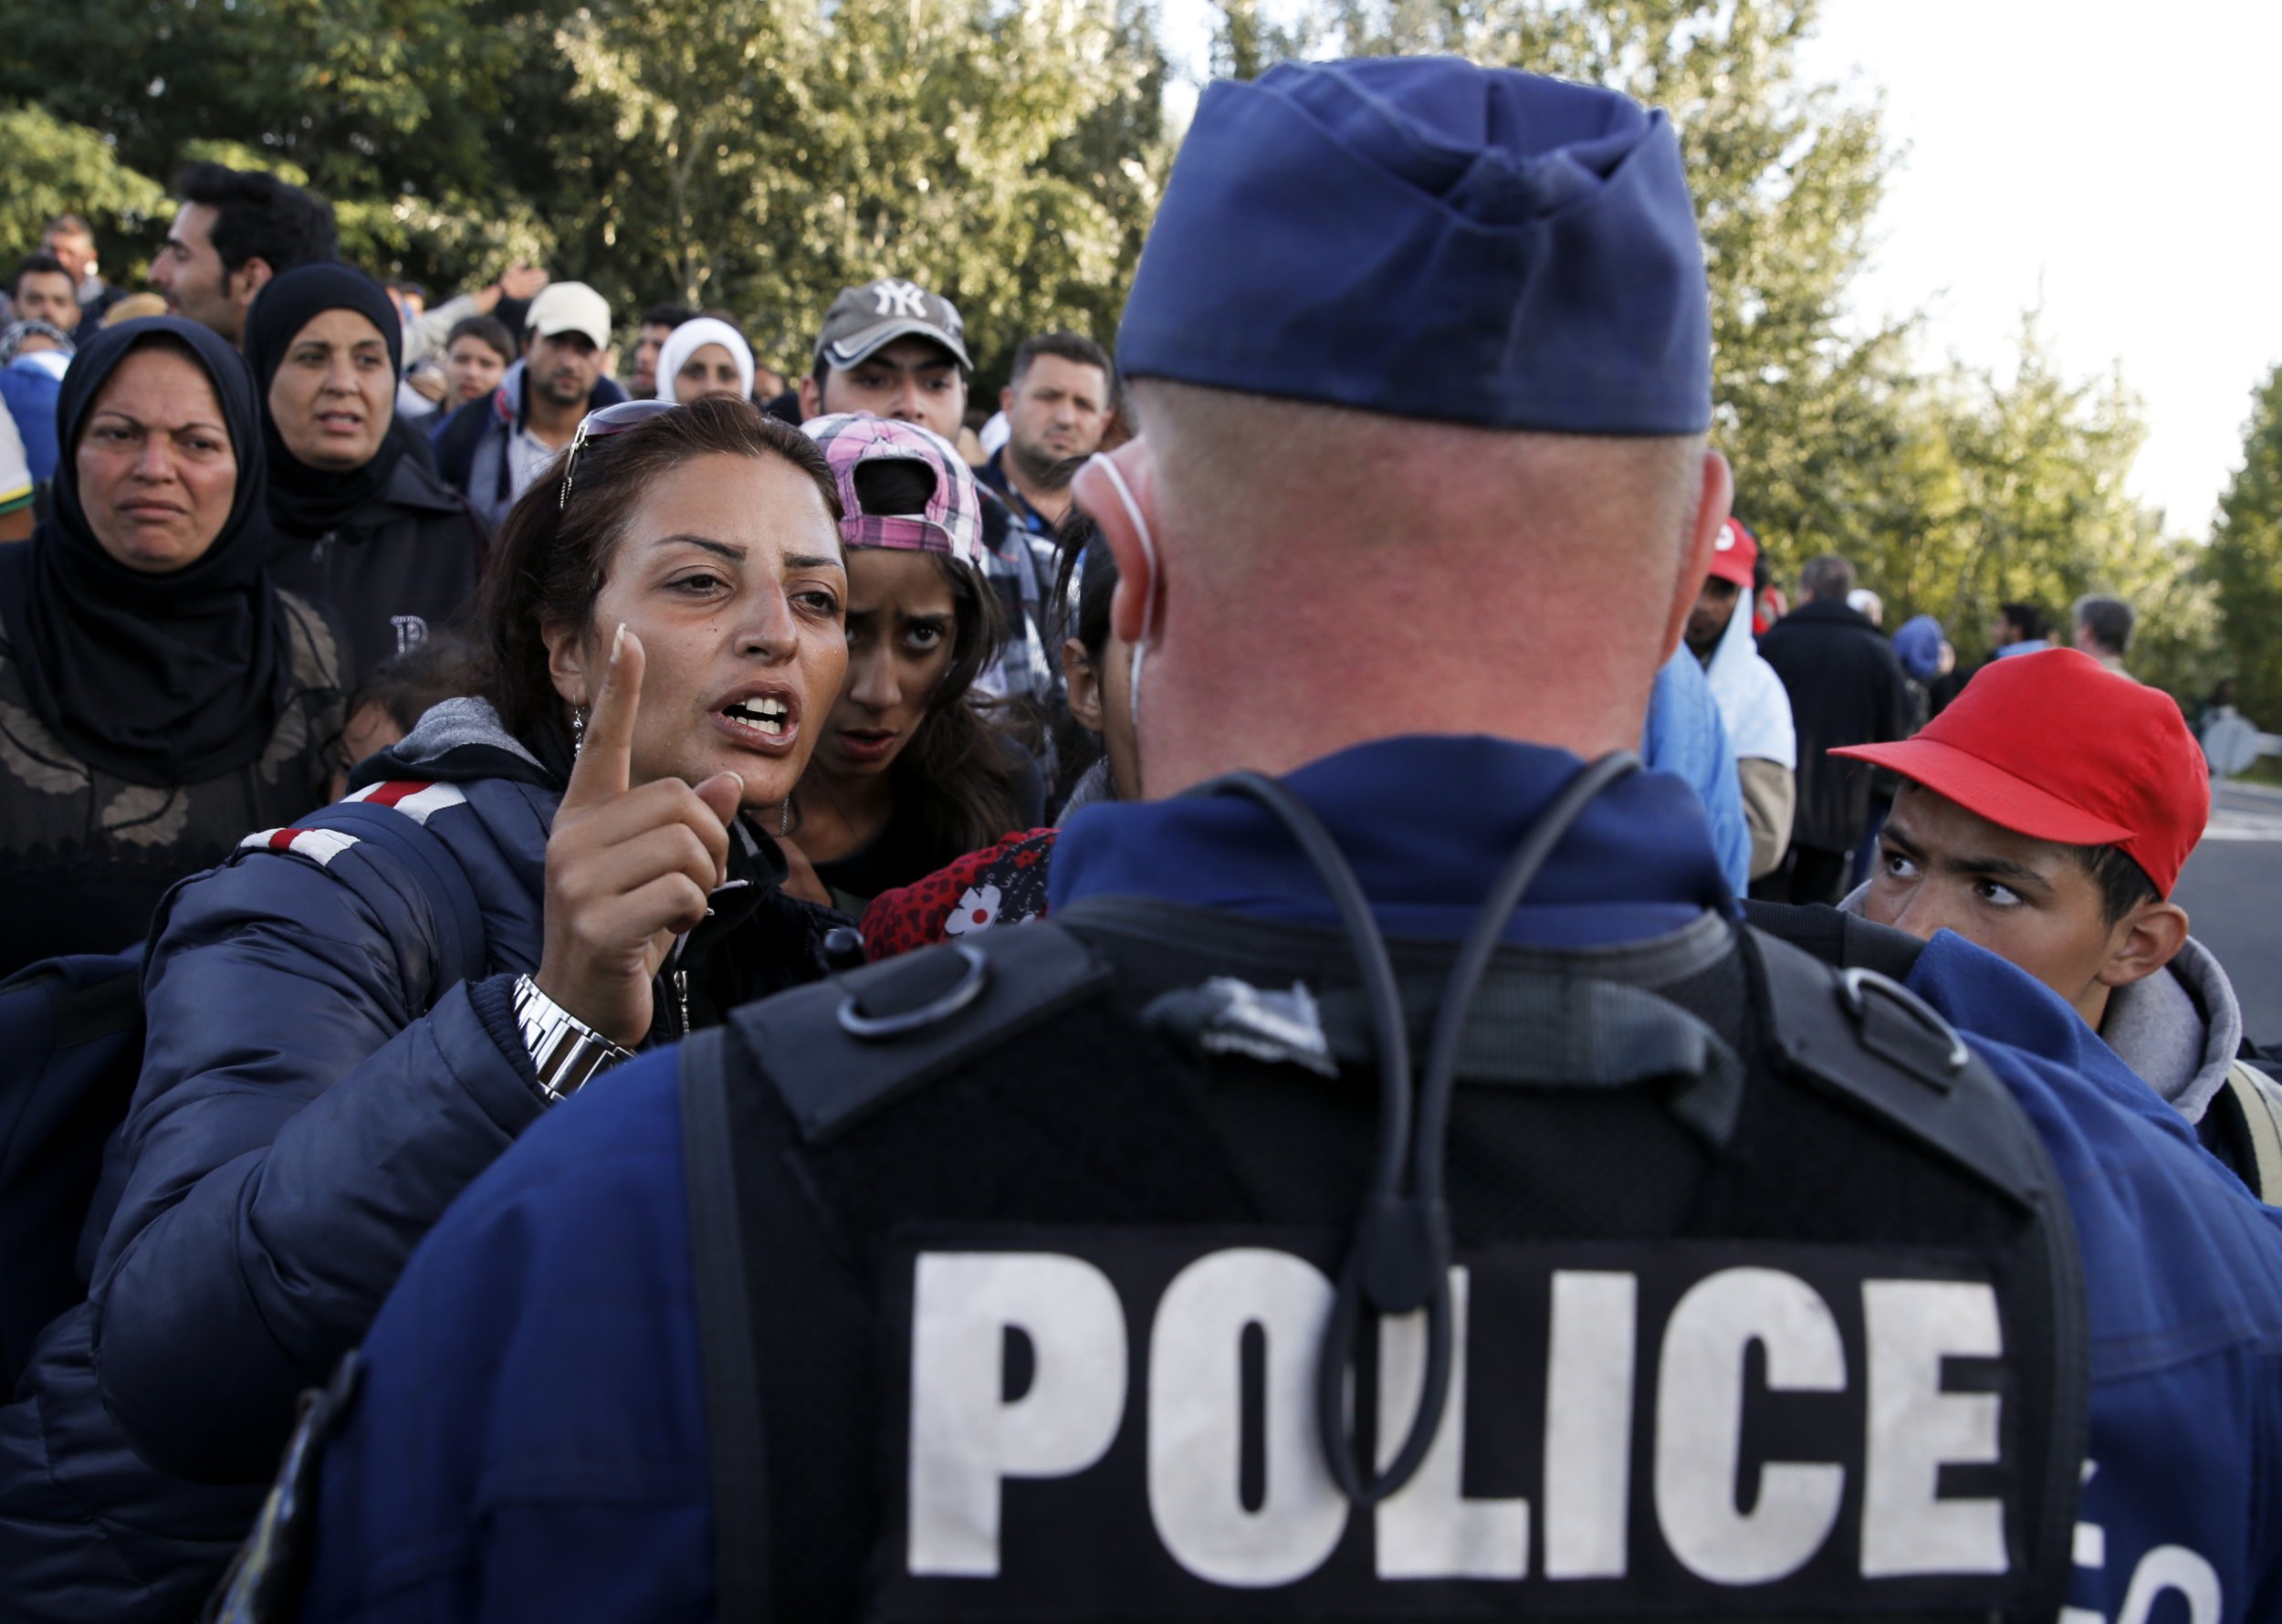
[266,456,490,683]
[1754,597,1911,854]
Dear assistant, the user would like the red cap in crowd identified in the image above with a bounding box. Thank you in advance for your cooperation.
[1709,517,1757,589]
[1831,647,2209,897]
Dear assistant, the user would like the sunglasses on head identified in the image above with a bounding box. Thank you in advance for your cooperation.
[556,399,679,510]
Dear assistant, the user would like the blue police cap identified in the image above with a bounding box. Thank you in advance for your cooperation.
[1116,58,1712,435]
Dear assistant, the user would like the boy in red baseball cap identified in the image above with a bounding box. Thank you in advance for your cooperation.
[1833,647,2282,1188]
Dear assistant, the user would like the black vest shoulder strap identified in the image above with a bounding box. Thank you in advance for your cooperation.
[1747,923,2090,1609]
[1741,896,1927,982]
[725,922,1115,1146]
[1745,925,2054,1207]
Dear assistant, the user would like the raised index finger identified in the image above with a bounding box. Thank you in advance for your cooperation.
[560,623,642,812]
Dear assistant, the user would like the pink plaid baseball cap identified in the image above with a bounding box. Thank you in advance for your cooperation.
[801,412,982,568]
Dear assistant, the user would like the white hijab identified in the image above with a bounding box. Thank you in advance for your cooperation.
[654,317,755,403]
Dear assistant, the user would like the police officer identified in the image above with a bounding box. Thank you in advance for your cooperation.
[284,60,2282,1624]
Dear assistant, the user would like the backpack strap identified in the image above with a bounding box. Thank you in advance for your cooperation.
[2224,1059,2282,1203]
[1747,926,2053,1205]
[727,922,1115,1145]
[679,1027,769,1624]
[1741,897,1926,981]
[310,800,488,992]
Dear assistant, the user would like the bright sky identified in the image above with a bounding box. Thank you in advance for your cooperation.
[1800,0,2282,537]
[1157,0,2282,537]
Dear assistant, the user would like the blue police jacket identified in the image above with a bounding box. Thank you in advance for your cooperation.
[299,736,2282,1623]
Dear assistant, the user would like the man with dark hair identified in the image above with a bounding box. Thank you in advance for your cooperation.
[2072,592,2136,676]
[1754,552,1910,904]
[1834,646,2282,1189]
[151,162,338,345]
[1683,518,1795,880]
[627,303,694,397]
[798,277,1058,705]
[40,214,120,336]
[1992,601,2051,657]
[432,281,625,532]
[979,330,1116,537]
[1798,552,1855,602]
[9,257,79,338]
[2,256,76,483]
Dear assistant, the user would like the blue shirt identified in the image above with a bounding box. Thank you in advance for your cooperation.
[301,736,2282,1624]
[1645,646,1751,894]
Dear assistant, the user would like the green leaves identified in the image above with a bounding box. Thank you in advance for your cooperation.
[2204,368,2282,725]
[7,0,2239,711]
[1230,0,2214,707]
[0,103,165,276]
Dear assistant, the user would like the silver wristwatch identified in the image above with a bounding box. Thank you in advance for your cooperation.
[512,973,634,1103]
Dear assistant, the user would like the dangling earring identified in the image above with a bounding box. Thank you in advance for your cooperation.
[570,704,588,757]
[780,798,792,837]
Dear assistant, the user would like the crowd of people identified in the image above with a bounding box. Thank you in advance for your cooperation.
[0,51,2278,1624]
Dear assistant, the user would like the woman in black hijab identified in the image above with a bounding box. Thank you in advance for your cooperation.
[0,317,347,976]
[246,263,489,685]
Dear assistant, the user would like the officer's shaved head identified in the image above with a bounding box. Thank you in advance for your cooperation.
[1134,381,1706,583]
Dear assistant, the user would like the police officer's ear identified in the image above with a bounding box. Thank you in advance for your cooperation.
[2093,897,2191,994]
[1662,447,1735,662]
[1072,441,1160,650]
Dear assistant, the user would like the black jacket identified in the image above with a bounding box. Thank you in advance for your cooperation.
[1754,597,1910,853]
[266,456,489,682]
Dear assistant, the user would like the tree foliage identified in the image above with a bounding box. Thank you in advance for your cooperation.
[0,0,2245,700]
[0,103,166,278]
[550,0,1163,372]
[0,0,1160,379]
[1221,0,2214,703]
[1825,323,2214,697]
[2205,366,2282,727]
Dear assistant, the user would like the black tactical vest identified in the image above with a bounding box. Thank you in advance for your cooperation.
[678,896,2088,1624]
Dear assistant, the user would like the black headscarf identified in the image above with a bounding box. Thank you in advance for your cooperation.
[0,317,295,786]
[244,262,416,541]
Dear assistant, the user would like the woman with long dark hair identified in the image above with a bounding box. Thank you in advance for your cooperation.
[790,413,1042,910]
[0,396,853,1622]
[0,316,344,977]
[857,507,1136,958]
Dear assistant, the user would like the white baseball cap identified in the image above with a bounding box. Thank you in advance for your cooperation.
[525,281,612,350]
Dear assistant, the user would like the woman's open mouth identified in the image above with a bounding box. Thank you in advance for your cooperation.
[713,694,801,754]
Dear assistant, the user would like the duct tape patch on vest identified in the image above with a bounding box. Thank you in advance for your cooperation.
[874,1229,2027,1618]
